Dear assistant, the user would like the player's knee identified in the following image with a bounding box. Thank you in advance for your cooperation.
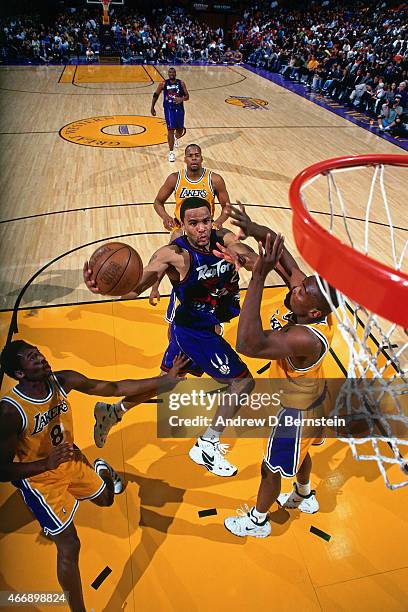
[261,460,276,482]
[261,461,270,480]
[58,533,81,561]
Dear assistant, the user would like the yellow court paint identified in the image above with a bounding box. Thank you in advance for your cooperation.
[143,64,165,82]
[74,65,152,83]
[1,295,408,611]
[58,65,76,83]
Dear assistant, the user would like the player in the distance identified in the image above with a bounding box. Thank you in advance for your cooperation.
[151,67,189,162]
[0,341,186,611]
[150,143,231,308]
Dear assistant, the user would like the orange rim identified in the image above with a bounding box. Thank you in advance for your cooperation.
[289,154,408,327]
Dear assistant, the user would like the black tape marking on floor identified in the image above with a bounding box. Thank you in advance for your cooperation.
[198,508,218,518]
[310,526,331,542]
[257,362,271,374]
[91,566,112,590]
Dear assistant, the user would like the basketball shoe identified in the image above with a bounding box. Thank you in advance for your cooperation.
[168,151,176,162]
[189,437,237,476]
[224,505,271,538]
[94,458,123,494]
[277,482,319,513]
[94,402,122,448]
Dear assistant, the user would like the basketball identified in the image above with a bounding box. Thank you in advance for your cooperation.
[89,242,143,296]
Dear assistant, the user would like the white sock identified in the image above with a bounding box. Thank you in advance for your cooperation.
[202,427,220,442]
[113,401,126,418]
[251,507,267,523]
[296,481,311,496]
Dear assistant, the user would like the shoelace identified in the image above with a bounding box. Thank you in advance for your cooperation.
[213,442,233,467]
[236,503,252,518]
[213,442,230,455]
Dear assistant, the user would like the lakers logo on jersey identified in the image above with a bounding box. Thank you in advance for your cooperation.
[225,96,269,110]
[179,187,208,199]
[174,168,215,221]
[270,310,295,330]
[32,399,69,435]
[2,375,74,463]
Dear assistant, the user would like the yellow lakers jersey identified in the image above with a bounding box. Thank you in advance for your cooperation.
[269,307,334,379]
[2,374,73,463]
[174,168,215,221]
[269,307,335,412]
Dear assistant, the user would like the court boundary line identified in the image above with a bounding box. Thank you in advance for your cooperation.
[0,64,247,96]
[1,202,406,233]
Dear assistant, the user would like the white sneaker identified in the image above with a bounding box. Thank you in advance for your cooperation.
[94,402,121,448]
[277,483,319,514]
[168,151,176,162]
[174,136,178,148]
[224,505,271,538]
[94,458,123,494]
[189,437,238,477]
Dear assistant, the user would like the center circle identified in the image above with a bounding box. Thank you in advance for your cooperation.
[101,124,146,136]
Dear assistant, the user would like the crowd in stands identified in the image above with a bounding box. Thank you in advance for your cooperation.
[240,0,407,134]
[0,0,406,134]
[0,6,241,66]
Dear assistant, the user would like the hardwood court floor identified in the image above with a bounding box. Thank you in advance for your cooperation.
[0,65,407,611]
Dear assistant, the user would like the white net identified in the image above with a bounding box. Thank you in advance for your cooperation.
[300,162,408,489]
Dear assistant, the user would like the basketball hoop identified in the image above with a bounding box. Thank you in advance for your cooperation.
[289,154,408,489]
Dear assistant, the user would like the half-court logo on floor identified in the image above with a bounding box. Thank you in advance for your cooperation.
[225,96,268,110]
[59,115,168,148]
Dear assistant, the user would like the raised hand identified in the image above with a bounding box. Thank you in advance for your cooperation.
[229,202,253,240]
[252,233,285,280]
[213,242,247,270]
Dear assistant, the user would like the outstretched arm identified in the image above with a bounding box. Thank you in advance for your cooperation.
[83,245,177,298]
[211,173,231,228]
[236,235,315,358]
[230,203,306,287]
[153,173,178,231]
[55,354,188,398]
[151,82,164,116]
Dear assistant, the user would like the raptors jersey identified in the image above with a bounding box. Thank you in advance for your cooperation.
[171,230,240,329]
[2,374,73,463]
[269,307,335,411]
[174,168,215,222]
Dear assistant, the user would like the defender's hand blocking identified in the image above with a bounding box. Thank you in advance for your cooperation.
[229,202,253,240]
[213,242,247,270]
[253,233,284,280]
